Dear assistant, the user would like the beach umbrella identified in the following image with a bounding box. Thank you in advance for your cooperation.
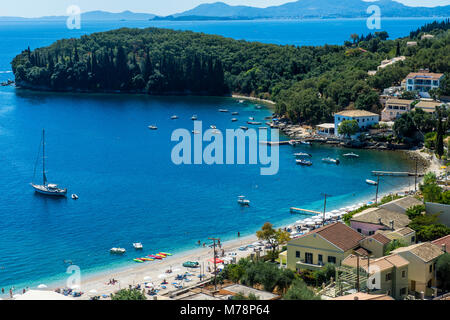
[37,284,47,289]
[209,258,224,264]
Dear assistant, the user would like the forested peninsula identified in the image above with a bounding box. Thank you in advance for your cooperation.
[11,20,450,124]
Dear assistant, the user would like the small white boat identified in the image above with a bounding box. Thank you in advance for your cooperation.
[366,179,378,186]
[231,118,238,122]
[191,115,198,120]
[249,117,255,120]
[171,115,178,120]
[148,125,157,130]
[232,112,239,115]
[71,194,79,200]
[237,195,250,206]
[238,100,244,103]
[212,129,220,134]
[256,105,262,109]
[289,140,299,146]
[110,248,126,254]
[240,126,248,131]
[218,109,229,112]
[294,152,312,157]
[343,152,359,158]
[296,159,312,166]
[247,121,262,125]
[300,141,311,145]
[133,243,143,250]
[210,125,217,129]
[322,157,340,165]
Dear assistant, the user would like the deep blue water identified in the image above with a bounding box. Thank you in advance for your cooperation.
[0,18,430,292]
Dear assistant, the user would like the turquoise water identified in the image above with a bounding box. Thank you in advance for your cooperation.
[0,18,426,292]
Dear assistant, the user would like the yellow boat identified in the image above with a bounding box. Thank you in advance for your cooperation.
[140,258,154,261]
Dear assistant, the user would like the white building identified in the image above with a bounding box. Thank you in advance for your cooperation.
[404,70,444,98]
[334,110,379,137]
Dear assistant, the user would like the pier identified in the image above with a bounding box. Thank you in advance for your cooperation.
[290,207,322,215]
[371,171,424,177]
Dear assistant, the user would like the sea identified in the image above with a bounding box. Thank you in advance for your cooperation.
[0,17,439,293]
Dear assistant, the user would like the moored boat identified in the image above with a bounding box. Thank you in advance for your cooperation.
[247,121,262,125]
[294,152,312,158]
[300,141,311,145]
[218,109,228,112]
[133,242,143,250]
[171,115,178,119]
[148,125,157,130]
[322,157,340,165]
[232,112,239,115]
[71,194,79,200]
[110,248,126,254]
[343,152,359,158]
[296,159,313,166]
[240,126,248,131]
[237,195,250,206]
[231,118,238,122]
[191,115,198,120]
[366,179,378,185]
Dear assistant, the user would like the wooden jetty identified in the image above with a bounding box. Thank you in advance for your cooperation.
[371,171,424,177]
[290,207,322,215]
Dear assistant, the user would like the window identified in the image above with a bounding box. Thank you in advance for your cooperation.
[305,252,313,264]
[295,251,300,258]
[357,228,362,233]
[318,254,323,264]
[429,264,433,273]
[385,273,392,281]
[427,280,432,288]
[411,236,415,243]
[402,270,406,278]
[400,288,407,295]
[328,256,336,264]
[368,231,374,235]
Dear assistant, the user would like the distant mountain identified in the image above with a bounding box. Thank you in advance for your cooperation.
[0,10,155,21]
[166,0,450,19]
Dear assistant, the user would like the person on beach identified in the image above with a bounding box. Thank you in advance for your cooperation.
[1,288,4,294]
[9,288,12,298]
[238,232,240,237]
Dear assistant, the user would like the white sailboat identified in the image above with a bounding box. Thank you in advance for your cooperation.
[31,129,67,197]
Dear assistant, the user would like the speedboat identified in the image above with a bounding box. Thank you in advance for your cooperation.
[249,117,255,120]
[237,195,250,206]
[238,100,244,103]
[296,159,312,166]
[110,248,126,254]
[232,112,239,115]
[191,115,198,120]
[171,115,178,120]
[210,125,217,129]
[133,243,143,250]
[366,179,378,185]
[247,121,262,125]
[294,152,312,158]
[148,125,157,130]
[231,118,238,122]
[240,126,248,131]
[71,194,79,200]
[31,130,67,197]
[218,109,228,112]
[343,152,359,158]
[322,157,340,165]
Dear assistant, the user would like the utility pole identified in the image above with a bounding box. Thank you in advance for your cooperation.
[375,176,380,205]
[321,193,331,225]
[208,237,220,291]
[414,159,418,193]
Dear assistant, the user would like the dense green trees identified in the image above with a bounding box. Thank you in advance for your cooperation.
[436,253,450,291]
[110,288,147,300]
[337,120,359,138]
[11,22,450,125]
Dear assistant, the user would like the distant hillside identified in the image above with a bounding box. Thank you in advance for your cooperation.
[0,10,155,21]
[167,0,450,19]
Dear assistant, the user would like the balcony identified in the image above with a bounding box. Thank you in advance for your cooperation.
[296,260,325,271]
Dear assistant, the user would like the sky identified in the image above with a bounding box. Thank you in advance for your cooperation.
[0,0,449,18]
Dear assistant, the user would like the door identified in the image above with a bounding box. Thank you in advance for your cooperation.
[305,252,313,264]
[411,280,416,292]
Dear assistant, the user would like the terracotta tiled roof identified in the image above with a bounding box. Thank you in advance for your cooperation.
[406,72,444,80]
[343,254,409,273]
[367,233,391,245]
[395,227,415,236]
[351,207,410,229]
[300,222,365,252]
[354,247,371,256]
[393,242,444,263]
[335,110,379,117]
[432,235,450,253]
[385,98,414,106]
[380,195,423,212]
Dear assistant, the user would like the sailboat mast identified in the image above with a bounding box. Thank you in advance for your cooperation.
[42,129,46,186]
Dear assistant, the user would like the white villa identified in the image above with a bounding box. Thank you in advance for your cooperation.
[334,110,379,137]
[403,70,444,97]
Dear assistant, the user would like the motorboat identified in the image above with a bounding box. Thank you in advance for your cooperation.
[240,126,248,131]
[294,152,312,158]
[218,109,228,112]
[366,179,378,186]
[296,159,313,166]
[300,141,311,145]
[231,118,238,122]
[289,140,299,146]
[210,125,217,129]
[343,152,359,158]
[247,121,262,125]
[191,115,198,120]
[237,195,250,206]
[255,105,262,109]
[322,157,340,165]
[249,117,255,120]
[71,194,79,200]
[232,112,239,115]
[133,243,143,250]
[110,248,126,254]
[171,115,178,119]
[31,129,67,197]
[238,100,244,103]
[148,125,157,130]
